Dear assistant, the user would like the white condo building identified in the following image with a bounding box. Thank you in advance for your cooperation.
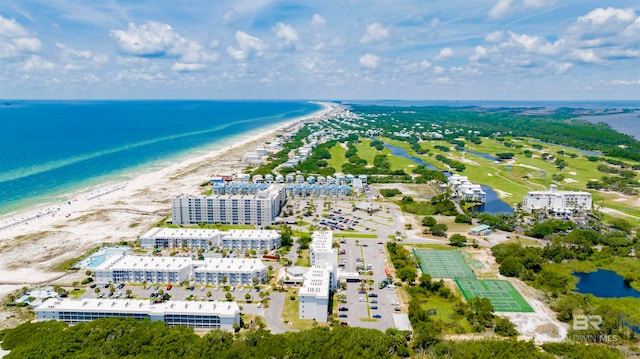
[93,255,266,286]
[298,267,331,322]
[35,298,240,331]
[94,255,192,284]
[448,174,486,203]
[193,258,266,286]
[299,231,338,322]
[523,185,592,213]
[139,228,281,251]
[171,184,286,226]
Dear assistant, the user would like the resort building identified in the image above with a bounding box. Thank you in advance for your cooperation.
[171,184,286,226]
[469,224,492,236]
[140,228,219,249]
[298,231,338,322]
[139,228,281,251]
[298,266,331,322]
[220,230,281,251]
[35,298,240,331]
[93,255,192,284]
[193,258,266,286]
[448,174,486,203]
[523,185,592,213]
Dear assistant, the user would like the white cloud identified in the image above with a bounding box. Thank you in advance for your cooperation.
[110,21,216,66]
[611,79,640,85]
[222,8,238,24]
[420,60,432,69]
[171,62,206,72]
[568,49,601,63]
[505,31,563,55]
[485,30,504,42]
[435,47,454,60]
[360,22,390,44]
[469,46,489,62]
[430,76,451,84]
[554,62,573,74]
[311,14,325,27]
[0,15,27,37]
[434,66,445,74]
[578,7,636,25]
[274,22,299,49]
[57,43,109,71]
[227,31,266,60]
[359,53,380,68]
[488,0,513,20]
[22,55,55,71]
[488,0,556,19]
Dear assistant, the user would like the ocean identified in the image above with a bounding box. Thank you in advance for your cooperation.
[0,100,321,215]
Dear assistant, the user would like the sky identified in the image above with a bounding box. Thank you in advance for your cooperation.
[0,1,639,100]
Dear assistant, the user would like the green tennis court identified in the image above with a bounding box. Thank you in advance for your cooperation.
[455,279,533,312]
[413,249,476,279]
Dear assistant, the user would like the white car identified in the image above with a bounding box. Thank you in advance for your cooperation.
[239,287,244,292]
[257,303,262,308]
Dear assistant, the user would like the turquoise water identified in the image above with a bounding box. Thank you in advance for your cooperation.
[82,248,129,268]
[0,101,321,214]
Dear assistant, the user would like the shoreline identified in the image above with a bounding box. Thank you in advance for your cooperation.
[0,102,339,297]
[0,102,331,233]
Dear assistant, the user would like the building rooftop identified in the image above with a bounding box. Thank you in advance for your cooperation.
[222,230,280,240]
[299,267,330,298]
[310,231,333,253]
[36,298,239,317]
[141,227,221,240]
[95,255,192,271]
[195,258,266,273]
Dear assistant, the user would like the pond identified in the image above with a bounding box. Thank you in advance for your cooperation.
[464,150,499,162]
[573,269,640,298]
[383,144,512,214]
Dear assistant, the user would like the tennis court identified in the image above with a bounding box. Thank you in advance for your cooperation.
[455,279,533,312]
[413,249,476,279]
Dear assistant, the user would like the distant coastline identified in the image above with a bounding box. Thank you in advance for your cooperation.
[0,101,323,215]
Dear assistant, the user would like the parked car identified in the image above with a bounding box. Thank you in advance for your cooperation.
[371,306,378,310]
[338,314,348,318]
[340,322,348,327]
[117,283,125,289]
[338,307,349,311]
[368,293,378,298]
[167,284,172,290]
[370,300,378,304]
[372,314,382,319]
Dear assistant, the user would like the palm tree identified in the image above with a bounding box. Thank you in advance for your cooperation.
[125,289,133,298]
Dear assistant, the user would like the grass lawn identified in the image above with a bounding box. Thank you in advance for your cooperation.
[295,249,310,267]
[328,142,348,171]
[333,233,379,239]
[70,288,86,298]
[417,295,472,334]
[281,288,323,330]
[355,139,388,164]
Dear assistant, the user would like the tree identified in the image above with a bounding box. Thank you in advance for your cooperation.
[470,297,494,327]
[125,289,133,298]
[245,293,252,301]
[94,287,100,297]
[397,267,417,283]
[206,291,212,299]
[421,216,437,227]
[494,317,518,337]
[431,223,448,237]
[225,292,233,301]
[449,234,467,247]
[499,256,524,277]
[221,276,228,285]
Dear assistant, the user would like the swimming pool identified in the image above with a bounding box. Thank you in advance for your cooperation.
[78,247,129,269]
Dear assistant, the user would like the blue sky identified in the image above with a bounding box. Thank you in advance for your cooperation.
[1,1,639,100]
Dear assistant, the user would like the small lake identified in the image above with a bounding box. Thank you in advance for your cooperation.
[464,150,499,162]
[383,144,513,214]
[573,269,640,298]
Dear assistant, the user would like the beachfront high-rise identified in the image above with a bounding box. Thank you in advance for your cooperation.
[299,231,338,323]
[171,184,286,226]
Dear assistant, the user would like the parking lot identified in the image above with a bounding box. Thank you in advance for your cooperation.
[334,237,399,330]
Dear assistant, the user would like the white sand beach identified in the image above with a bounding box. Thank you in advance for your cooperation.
[0,103,339,300]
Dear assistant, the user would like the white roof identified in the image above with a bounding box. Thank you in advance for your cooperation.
[222,230,280,240]
[141,227,221,240]
[36,298,239,317]
[195,258,266,273]
[310,231,333,254]
[96,255,192,271]
[299,267,330,298]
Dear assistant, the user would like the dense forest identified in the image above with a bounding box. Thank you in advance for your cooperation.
[0,318,626,358]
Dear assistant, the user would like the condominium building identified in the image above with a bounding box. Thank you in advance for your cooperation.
[298,267,331,322]
[448,174,486,203]
[193,258,266,286]
[171,184,286,226]
[35,298,240,331]
[93,255,266,287]
[523,185,592,213]
[220,230,281,251]
[140,228,220,249]
[93,255,192,284]
[139,228,281,251]
[299,231,338,322]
